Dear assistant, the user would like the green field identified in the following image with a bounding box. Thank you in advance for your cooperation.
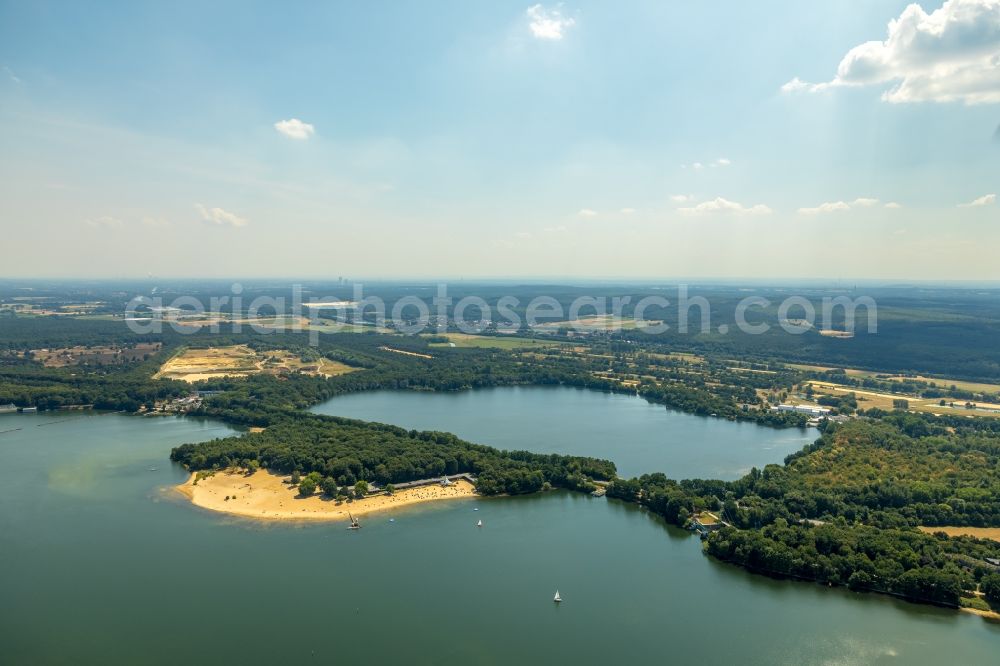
[789,363,1000,396]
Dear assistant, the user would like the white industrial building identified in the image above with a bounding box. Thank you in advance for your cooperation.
[774,404,832,417]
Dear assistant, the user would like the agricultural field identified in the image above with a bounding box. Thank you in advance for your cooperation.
[154,345,356,383]
[788,363,1000,395]
[531,313,664,332]
[917,526,1000,542]
[424,333,564,350]
[800,380,1000,419]
[1,300,107,317]
[166,312,395,335]
[170,314,310,330]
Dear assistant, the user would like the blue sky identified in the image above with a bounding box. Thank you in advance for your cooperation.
[1,0,998,280]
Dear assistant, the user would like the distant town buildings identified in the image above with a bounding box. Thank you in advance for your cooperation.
[152,394,205,414]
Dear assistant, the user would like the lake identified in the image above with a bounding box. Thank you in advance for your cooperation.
[312,385,817,479]
[1,401,998,664]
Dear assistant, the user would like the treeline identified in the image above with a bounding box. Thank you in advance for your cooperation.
[617,307,1000,382]
[638,382,807,427]
[0,317,166,351]
[170,413,616,496]
[610,415,1000,529]
[0,318,204,410]
[527,345,810,428]
[189,332,629,423]
[704,521,999,608]
[0,352,188,411]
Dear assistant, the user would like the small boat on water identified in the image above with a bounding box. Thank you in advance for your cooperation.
[347,511,361,530]
[476,519,483,527]
[553,590,562,603]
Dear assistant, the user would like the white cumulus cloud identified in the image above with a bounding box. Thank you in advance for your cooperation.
[884,201,904,209]
[959,193,997,206]
[798,201,852,215]
[577,208,598,217]
[526,4,576,40]
[798,198,881,214]
[679,197,772,216]
[195,203,248,228]
[86,216,124,229]
[274,118,316,140]
[781,77,811,93]
[671,194,691,203]
[620,207,636,214]
[682,158,730,170]
[782,0,1000,105]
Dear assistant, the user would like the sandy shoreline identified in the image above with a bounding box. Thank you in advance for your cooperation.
[961,606,1000,622]
[176,469,477,522]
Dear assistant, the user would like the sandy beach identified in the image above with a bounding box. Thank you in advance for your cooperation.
[176,469,477,521]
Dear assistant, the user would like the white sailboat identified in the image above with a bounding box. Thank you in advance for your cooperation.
[553,590,562,603]
[476,519,483,527]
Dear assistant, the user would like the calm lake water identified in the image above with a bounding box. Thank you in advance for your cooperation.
[2,401,999,665]
[312,386,818,479]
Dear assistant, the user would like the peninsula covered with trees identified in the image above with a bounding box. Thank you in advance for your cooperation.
[171,414,615,496]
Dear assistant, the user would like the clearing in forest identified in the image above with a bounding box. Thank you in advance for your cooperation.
[155,345,356,383]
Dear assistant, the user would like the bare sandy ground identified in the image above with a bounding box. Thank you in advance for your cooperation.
[176,469,476,522]
[918,526,1000,541]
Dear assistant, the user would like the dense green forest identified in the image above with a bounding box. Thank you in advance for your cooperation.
[605,414,1000,607]
[703,521,995,607]
[0,318,188,410]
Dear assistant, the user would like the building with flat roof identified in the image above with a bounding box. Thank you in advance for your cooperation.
[774,404,831,417]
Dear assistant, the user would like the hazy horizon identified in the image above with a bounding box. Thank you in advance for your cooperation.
[6,275,1000,290]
